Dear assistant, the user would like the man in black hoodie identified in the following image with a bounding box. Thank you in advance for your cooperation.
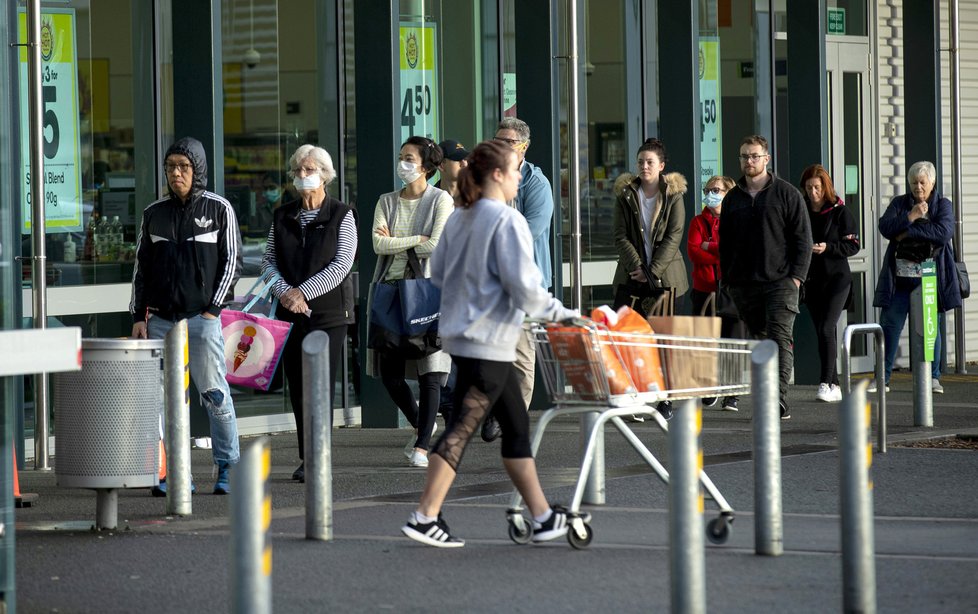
[131,137,242,494]
[718,135,812,419]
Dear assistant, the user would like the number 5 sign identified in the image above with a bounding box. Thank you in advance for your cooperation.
[18,8,83,234]
[399,24,438,145]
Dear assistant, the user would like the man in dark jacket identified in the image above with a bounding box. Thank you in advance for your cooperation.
[131,137,242,494]
[719,135,813,419]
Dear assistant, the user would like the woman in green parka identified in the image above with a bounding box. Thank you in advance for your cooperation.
[612,137,689,317]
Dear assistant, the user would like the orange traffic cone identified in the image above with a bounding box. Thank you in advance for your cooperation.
[13,445,38,508]
[158,439,167,481]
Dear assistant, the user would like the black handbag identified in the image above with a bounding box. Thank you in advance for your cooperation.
[957,261,971,300]
[367,249,441,358]
[613,262,666,317]
[894,238,938,263]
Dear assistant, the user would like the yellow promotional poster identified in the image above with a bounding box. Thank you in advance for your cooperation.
[699,38,722,189]
[399,24,438,144]
[19,8,83,233]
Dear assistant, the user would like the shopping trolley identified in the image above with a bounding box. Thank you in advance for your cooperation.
[506,319,753,549]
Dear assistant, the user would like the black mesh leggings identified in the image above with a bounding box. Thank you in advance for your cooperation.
[432,356,533,472]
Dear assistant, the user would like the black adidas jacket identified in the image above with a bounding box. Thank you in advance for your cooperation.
[130,137,242,322]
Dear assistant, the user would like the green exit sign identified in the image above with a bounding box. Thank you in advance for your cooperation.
[828,7,846,34]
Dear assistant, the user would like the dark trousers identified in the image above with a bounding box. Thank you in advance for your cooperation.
[432,356,532,472]
[283,323,346,460]
[805,275,851,386]
[729,279,800,404]
[379,355,441,451]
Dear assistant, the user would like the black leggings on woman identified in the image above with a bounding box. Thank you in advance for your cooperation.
[432,356,533,472]
[380,354,441,451]
[805,275,851,386]
[283,324,347,460]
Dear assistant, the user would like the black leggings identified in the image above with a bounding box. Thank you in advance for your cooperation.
[806,275,851,386]
[283,324,346,460]
[379,354,441,451]
[432,356,533,472]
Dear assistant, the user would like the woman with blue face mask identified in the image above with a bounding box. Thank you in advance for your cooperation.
[260,145,357,482]
[687,175,745,411]
[368,136,454,468]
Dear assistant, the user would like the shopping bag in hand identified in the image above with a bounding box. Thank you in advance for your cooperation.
[220,273,292,391]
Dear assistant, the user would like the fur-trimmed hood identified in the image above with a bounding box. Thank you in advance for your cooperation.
[617,171,688,199]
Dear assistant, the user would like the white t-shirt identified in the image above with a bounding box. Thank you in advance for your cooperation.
[639,191,658,262]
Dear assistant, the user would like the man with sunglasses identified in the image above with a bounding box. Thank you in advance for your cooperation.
[479,117,555,442]
[718,135,812,420]
[131,136,243,494]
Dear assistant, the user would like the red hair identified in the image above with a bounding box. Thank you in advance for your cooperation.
[799,164,838,205]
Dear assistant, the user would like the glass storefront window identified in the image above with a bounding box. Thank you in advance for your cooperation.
[17,1,153,294]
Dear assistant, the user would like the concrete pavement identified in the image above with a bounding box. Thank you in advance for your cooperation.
[11,371,978,613]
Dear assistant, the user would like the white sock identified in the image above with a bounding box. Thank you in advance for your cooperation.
[413,511,438,524]
[533,509,553,524]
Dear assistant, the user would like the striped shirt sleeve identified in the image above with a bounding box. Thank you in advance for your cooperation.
[298,211,357,300]
[260,225,293,298]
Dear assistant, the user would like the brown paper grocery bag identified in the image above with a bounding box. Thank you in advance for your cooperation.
[646,294,721,392]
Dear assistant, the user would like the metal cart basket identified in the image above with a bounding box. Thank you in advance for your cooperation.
[507,320,753,549]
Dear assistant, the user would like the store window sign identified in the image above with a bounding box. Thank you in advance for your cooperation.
[699,38,722,189]
[18,8,83,234]
[399,24,438,144]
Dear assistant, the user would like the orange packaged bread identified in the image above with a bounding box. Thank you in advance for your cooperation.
[591,305,666,395]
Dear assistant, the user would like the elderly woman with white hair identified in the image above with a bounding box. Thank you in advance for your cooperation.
[261,144,357,482]
[873,160,961,394]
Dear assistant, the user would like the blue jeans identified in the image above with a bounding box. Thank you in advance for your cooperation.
[879,282,941,384]
[148,314,240,465]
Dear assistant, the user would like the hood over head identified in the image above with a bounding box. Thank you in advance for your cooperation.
[164,137,208,198]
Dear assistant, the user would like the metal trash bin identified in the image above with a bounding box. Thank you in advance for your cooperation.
[53,338,163,528]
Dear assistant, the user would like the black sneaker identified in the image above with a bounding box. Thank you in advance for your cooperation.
[779,400,791,420]
[702,397,719,408]
[721,397,739,411]
[532,505,569,543]
[292,462,304,482]
[657,401,673,421]
[481,414,502,442]
[401,514,465,548]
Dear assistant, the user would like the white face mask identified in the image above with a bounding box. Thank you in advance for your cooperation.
[704,191,723,209]
[397,160,423,184]
[293,175,322,191]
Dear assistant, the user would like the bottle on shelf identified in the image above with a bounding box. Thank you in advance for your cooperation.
[109,216,123,261]
[96,215,111,262]
[62,234,76,263]
[83,213,99,261]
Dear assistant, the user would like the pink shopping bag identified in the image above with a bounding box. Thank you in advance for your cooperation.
[221,309,292,391]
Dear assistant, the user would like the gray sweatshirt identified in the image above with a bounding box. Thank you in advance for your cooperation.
[430,197,577,362]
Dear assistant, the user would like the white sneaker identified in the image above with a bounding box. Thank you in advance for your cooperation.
[408,450,429,468]
[932,378,944,394]
[815,383,833,402]
[829,384,843,402]
[867,379,889,393]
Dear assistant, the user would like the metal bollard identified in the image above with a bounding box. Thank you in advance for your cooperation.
[751,340,783,556]
[95,489,118,529]
[669,399,705,614]
[230,437,272,614]
[840,380,877,613]
[841,324,887,453]
[303,331,333,541]
[909,286,933,427]
[164,319,192,516]
[581,411,605,505]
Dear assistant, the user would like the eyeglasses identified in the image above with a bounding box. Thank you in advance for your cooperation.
[494,137,524,147]
[164,162,192,174]
[738,153,768,162]
[705,187,724,195]
[293,166,320,175]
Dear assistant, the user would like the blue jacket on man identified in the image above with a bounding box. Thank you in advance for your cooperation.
[513,159,554,289]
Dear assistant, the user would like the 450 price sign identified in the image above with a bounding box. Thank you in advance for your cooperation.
[18,8,83,233]
[399,25,439,145]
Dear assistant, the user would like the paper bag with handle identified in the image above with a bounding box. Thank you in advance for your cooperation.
[645,292,721,392]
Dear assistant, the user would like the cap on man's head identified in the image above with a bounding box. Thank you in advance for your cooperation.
[438,139,469,162]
